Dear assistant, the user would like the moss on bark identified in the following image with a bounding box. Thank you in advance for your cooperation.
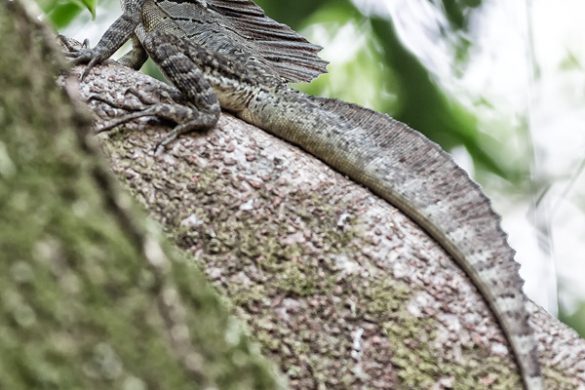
[0,2,282,389]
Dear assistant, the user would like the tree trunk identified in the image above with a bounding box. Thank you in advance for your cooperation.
[0,1,282,389]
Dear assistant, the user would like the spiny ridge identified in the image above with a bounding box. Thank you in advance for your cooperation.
[159,0,328,82]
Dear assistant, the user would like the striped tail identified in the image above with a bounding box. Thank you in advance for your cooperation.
[313,97,543,389]
[245,92,543,389]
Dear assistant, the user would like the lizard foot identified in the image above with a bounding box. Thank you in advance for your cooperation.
[87,88,218,154]
[153,121,206,155]
[88,88,150,113]
[121,87,179,106]
[90,93,210,155]
[63,38,108,80]
[95,106,165,134]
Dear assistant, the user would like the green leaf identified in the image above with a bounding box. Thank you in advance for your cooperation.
[77,0,96,18]
[36,0,95,27]
[47,3,84,28]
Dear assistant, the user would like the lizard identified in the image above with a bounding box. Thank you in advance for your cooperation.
[67,0,543,388]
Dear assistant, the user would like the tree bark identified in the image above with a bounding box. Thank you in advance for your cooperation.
[0,1,282,389]
[64,52,585,388]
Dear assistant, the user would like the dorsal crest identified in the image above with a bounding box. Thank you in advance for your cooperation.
[157,0,328,82]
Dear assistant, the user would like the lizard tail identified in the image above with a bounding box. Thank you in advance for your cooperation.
[306,97,543,389]
[177,44,542,385]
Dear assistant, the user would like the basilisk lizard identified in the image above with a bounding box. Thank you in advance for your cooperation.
[68,0,543,388]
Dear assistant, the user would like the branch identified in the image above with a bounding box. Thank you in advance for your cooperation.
[65,45,585,389]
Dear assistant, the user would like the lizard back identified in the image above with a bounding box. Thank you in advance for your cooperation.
[150,0,328,82]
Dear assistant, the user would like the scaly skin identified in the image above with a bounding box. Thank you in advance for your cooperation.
[69,0,543,388]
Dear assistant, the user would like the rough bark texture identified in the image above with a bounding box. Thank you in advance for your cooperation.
[0,1,282,389]
[61,49,585,388]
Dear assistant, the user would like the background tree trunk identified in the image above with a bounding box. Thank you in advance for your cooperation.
[0,1,283,389]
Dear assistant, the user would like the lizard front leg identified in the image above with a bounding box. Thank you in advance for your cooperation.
[67,0,144,78]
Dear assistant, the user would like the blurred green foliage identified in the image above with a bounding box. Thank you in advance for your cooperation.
[38,0,95,28]
[560,305,585,340]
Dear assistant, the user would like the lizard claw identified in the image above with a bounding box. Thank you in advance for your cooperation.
[63,40,107,80]
[81,55,104,80]
[153,141,167,156]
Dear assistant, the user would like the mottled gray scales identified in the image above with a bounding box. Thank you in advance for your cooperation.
[150,0,327,82]
[68,0,543,388]
[143,35,220,117]
[67,3,142,77]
